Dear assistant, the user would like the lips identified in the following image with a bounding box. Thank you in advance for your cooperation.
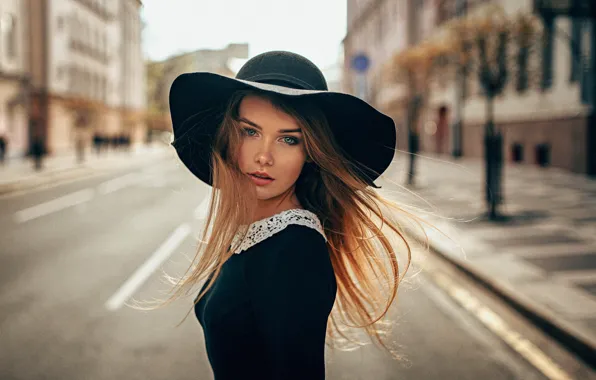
[249,172,273,180]
[248,173,274,186]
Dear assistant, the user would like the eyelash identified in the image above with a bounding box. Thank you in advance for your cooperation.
[242,127,300,146]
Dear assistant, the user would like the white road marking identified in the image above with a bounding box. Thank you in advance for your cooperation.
[105,223,191,311]
[430,270,574,380]
[97,173,141,194]
[194,194,211,220]
[14,189,95,223]
[13,169,169,223]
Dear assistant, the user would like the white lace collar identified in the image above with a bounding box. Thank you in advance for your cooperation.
[231,208,327,254]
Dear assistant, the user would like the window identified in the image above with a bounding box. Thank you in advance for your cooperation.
[516,44,530,93]
[70,66,80,94]
[94,29,100,54]
[93,74,99,99]
[68,66,75,91]
[511,143,523,163]
[82,24,89,49]
[101,32,106,55]
[377,3,384,44]
[71,14,82,43]
[541,16,555,91]
[101,76,107,101]
[1,14,17,60]
[57,15,65,31]
[83,71,90,97]
[570,19,582,83]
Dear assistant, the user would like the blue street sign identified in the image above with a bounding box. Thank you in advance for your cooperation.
[351,53,370,73]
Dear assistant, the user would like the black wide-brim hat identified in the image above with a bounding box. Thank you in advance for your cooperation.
[169,50,396,189]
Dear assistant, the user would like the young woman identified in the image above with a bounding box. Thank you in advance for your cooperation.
[156,51,425,379]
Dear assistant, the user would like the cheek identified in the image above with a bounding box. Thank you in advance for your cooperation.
[277,153,306,183]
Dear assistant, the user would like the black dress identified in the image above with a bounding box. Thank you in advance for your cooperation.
[194,210,337,380]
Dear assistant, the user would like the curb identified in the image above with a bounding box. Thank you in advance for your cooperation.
[406,224,596,371]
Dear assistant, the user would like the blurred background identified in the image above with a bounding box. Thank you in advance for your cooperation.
[0,0,595,379]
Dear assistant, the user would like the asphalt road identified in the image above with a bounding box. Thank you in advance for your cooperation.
[0,155,582,379]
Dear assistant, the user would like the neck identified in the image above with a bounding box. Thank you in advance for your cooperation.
[252,192,302,223]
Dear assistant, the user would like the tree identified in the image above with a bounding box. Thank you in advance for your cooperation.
[385,39,452,186]
[387,4,543,220]
[441,5,543,220]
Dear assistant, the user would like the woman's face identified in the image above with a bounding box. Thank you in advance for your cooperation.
[237,95,308,204]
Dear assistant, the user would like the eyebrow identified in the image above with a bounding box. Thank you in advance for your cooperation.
[238,117,302,133]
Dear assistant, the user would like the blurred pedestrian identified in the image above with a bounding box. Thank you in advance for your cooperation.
[74,125,86,163]
[0,117,8,165]
[93,133,101,156]
[31,136,44,171]
[144,51,425,379]
[0,132,7,165]
[436,105,449,154]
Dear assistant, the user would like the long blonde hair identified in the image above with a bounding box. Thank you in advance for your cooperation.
[137,89,433,360]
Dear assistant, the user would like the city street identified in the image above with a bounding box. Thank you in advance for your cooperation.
[0,152,589,379]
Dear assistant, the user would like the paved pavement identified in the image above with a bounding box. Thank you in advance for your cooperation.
[380,152,596,367]
[0,153,565,379]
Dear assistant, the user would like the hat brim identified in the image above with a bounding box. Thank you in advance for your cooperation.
[169,72,396,188]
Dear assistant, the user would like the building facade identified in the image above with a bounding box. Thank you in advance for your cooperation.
[146,43,249,133]
[344,0,595,175]
[0,0,29,159]
[24,0,145,157]
[120,0,146,146]
[343,0,431,154]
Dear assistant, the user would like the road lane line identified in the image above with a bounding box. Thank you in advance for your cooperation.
[430,270,573,380]
[97,173,141,194]
[14,188,95,223]
[105,223,192,311]
[194,195,211,220]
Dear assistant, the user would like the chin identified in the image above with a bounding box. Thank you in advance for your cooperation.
[255,189,276,200]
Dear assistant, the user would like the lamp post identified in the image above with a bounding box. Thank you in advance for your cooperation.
[534,0,596,176]
[440,5,542,220]
[451,0,467,158]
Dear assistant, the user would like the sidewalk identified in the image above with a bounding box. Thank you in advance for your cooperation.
[380,153,596,366]
[0,144,172,196]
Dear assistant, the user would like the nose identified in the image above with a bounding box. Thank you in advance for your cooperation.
[255,149,273,166]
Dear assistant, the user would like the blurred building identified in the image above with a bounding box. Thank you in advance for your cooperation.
[0,0,29,159]
[120,0,147,146]
[344,0,595,175]
[146,43,249,133]
[322,62,343,92]
[343,0,423,154]
[25,0,146,157]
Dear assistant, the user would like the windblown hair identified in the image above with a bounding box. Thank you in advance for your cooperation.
[135,89,434,361]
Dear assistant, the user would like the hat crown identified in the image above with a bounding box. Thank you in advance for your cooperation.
[236,51,328,91]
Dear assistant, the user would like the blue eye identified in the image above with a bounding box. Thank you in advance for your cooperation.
[243,128,257,136]
[283,137,299,146]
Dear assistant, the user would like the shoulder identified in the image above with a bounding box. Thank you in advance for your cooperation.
[232,209,327,254]
[244,224,334,280]
[244,224,337,308]
[274,223,327,247]
[256,223,328,258]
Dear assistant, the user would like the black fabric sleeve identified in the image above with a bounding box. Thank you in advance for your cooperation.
[245,225,337,379]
